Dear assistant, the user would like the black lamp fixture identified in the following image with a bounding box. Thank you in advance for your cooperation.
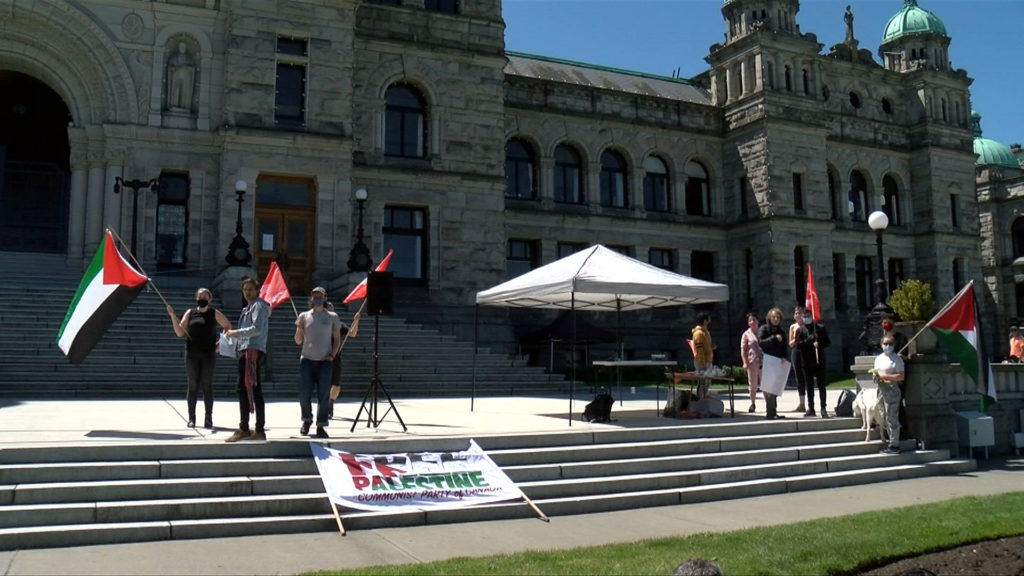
[858,210,895,354]
[113,176,160,257]
[868,210,890,306]
[225,179,252,266]
[347,187,372,272]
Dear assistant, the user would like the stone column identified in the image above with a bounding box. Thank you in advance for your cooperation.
[66,154,88,266]
[84,156,106,255]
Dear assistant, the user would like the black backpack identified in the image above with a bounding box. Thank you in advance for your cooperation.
[583,393,614,422]
[835,389,856,417]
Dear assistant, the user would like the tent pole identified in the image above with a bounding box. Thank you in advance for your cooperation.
[570,294,576,426]
[471,304,478,412]
[616,298,622,406]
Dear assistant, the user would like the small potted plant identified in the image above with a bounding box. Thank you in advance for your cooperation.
[888,279,937,354]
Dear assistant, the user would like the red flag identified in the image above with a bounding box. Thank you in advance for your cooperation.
[805,263,821,323]
[342,249,394,305]
[259,262,291,310]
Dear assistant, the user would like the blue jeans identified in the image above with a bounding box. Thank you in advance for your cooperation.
[299,358,332,427]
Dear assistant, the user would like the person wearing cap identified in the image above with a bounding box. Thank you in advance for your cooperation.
[294,286,342,438]
[1009,326,1024,363]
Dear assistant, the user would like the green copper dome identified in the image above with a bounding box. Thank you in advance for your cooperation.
[972,111,1021,169]
[882,0,947,42]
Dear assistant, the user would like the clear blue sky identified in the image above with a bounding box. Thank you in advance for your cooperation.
[503,0,1022,148]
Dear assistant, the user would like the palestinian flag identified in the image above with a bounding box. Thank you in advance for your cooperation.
[57,230,148,364]
[925,280,996,401]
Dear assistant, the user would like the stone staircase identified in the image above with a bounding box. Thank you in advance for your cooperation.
[0,252,558,397]
[0,417,973,550]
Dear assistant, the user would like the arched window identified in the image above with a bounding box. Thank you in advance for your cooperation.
[848,170,868,222]
[643,156,670,212]
[685,160,711,217]
[553,144,584,204]
[882,175,901,226]
[1012,218,1024,260]
[504,139,537,200]
[384,84,426,158]
[599,150,628,208]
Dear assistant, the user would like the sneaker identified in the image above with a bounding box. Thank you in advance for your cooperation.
[204,416,213,430]
[315,426,329,439]
[880,446,900,454]
[248,430,267,442]
[804,409,816,417]
[225,429,251,443]
[187,419,196,428]
[747,403,756,413]
[820,409,829,419]
[300,422,311,436]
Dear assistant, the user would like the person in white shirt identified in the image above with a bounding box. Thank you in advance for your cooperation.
[873,335,905,454]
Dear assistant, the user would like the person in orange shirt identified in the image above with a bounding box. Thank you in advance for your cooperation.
[1009,326,1024,362]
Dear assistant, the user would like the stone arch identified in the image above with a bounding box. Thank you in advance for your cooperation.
[0,0,139,126]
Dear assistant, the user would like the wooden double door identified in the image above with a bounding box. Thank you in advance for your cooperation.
[254,180,315,299]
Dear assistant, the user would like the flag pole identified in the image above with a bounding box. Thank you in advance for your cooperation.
[329,500,347,535]
[521,494,549,522]
[898,281,974,356]
[108,228,173,307]
[338,300,366,352]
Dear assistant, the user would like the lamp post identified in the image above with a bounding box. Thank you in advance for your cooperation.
[113,176,160,256]
[868,210,890,305]
[347,187,372,272]
[225,179,252,266]
[858,210,895,353]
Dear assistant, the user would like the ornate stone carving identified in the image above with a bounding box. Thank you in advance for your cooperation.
[166,41,196,112]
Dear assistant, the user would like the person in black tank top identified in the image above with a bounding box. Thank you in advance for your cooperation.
[167,288,232,429]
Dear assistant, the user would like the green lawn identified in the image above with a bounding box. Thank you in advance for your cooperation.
[311,492,1024,575]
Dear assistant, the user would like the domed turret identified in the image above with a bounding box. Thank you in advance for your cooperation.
[972,111,1021,170]
[878,0,951,73]
[882,0,947,42]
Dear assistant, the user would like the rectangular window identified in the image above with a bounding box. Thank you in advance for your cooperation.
[506,240,538,280]
[950,194,959,228]
[792,173,804,211]
[649,248,674,271]
[607,245,633,258]
[855,255,874,310]
[888,258,905,293]
[794,246,806,302]
[1016,283,1024,318]
[156,173,188,267]
[383,206,427,284]
[691,251,715,281]
[553,165,582,204]
[952,258,962,290]
[832,253,846,311]
[275,36,308,128]
[557,242,585,259]
[425,0,458,13]
[739,176,750,217]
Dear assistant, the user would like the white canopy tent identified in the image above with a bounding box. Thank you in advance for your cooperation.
[472,245,730,421]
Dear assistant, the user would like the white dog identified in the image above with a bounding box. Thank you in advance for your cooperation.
[852,388,883,441]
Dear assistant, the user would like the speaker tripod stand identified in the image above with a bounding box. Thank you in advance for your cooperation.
[351,313,407,432]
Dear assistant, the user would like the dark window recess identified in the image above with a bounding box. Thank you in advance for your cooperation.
[553,144,583,204]
[504,139,537,200]
[649,248,674,271]
[274,64,306,126]
[156,173,189,267]
[506,239,537,279]
[382,206,427,283]
[425,0,458,13]
[384,85,426,158]
[793,173,804,211]
[599,150,628,208]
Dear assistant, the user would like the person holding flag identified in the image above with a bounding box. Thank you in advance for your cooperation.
[294,286,351,438]
[166,288,232,429]
[223,277,270,442]
[795,307,830,418]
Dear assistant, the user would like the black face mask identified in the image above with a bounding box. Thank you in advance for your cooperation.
[196,299,210,308]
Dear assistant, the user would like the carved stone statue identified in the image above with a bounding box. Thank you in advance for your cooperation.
[167,42,195,112]
[844,5,855,43]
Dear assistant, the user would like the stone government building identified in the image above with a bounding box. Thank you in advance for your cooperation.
[1,0,1020,370]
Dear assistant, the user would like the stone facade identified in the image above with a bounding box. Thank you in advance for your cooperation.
[0,0,990,369]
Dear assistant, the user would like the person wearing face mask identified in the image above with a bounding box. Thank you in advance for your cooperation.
[788,307,807,413]
[881,314,909,432]
[224,277,270,442]
[795,308,831,417]
[294,287,343,438]
[166,288,232,429]
[873,335,905,454]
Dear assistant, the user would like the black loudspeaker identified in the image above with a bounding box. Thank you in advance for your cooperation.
[366,271,394,316]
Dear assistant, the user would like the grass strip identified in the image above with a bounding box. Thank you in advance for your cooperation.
[313,492,1024,575]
